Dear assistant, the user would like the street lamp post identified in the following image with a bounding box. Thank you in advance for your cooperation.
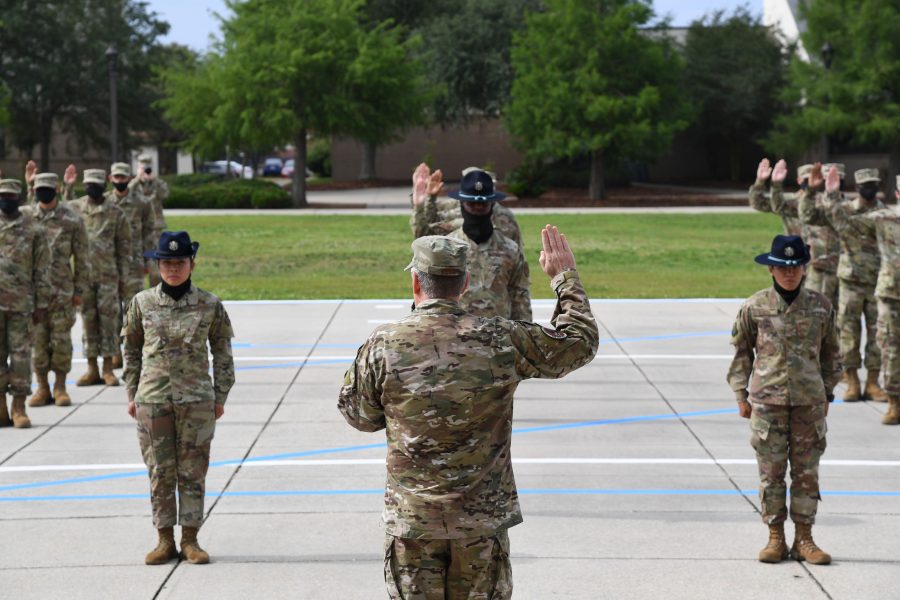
[821,41,834,161]
[106,45,119,163]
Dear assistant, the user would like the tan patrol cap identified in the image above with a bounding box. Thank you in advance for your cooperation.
[34,172,58,189]
[0,179,22,195]
[137,153,152,164]
[110,162,131,177]
[83,169,106,185]
[854,168,881,184]
[405,235,468,276]
[824,163,846,178]
[797,164,813,179]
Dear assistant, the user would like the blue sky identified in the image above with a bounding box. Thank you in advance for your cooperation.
[151,0,762,52]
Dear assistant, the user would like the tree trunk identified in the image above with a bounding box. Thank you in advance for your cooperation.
[360,141,376,180]
[292,128,308,207]
[589,150,605,201]
[728,142,741,182]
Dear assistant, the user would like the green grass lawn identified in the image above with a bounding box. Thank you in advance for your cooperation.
[166,213,783,300]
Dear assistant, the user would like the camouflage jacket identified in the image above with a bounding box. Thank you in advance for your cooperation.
[122,285,235,405]
[748,181,801,235]
[0,212,51,313]
[338,270,599,539]
[108,188,155,270]
[21,202,89,304]
[130,176,169,230]
[70,197,133,286]
[411,195,523,249]
[770,184,839,273]
[447,228,532,321]
[824,201,900,301]
[803,191,882,285]
[728,287,840,406]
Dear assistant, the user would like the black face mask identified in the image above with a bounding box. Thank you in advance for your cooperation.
[461,203,494,244]
[86,184,105,201]
[0,198,19,215]
[35,188,56,204]
[799,180,809,191]
[859,185,878,201]
[113,181,129,193]
[161,277,191,301]
[773,276,803,305]
[144,167,152,175]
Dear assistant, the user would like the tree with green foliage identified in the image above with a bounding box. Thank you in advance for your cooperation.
[682,8,789,181]
[505,0,687,200]
[766,0,900,169]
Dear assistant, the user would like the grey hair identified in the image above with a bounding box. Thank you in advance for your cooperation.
[414,269,467,299]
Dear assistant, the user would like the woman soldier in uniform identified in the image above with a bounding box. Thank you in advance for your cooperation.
[122,231,235,565]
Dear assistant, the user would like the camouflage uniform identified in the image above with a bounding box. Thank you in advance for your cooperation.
[802,190,883,371]
[770,183,840,306]
[728,287,840,524]
[130,164,169,286]
[108,187,155,302]
[122,284,235,528]
[411,195,523,249]
[339,236,599,599]
[0,189,51,397]
[70,188,133,359]
[22,198,89,374]
[749,180,802,236]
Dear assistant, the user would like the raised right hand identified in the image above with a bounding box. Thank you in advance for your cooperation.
[412,162,430,206]
[756,158,772,182]
[771,159,787,183]
[25,160,37,184]
[539,225,576,279]
[825,165,840,193]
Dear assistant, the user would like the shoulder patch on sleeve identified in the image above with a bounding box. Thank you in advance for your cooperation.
[541,326,566,340]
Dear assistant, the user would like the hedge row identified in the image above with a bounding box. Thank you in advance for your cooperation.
[163,175,291,209]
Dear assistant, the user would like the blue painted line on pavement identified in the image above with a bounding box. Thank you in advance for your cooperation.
[512,408,737,434]
[605,331,730,344]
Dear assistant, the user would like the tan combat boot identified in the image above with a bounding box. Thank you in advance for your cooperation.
[10,396,31,429]
[758,523,789,563]
[145,527,178,565]
[27,371,52,407]
[882,396,900,425]
[842,369,861,402]
[101,357,120,386]
[111,353,123,369]
[0,394,10,427]
[180,526,210,564]
[76,357,102,386]
[863,370,889,402]
[53,371,71,407]
[791,522,831,565]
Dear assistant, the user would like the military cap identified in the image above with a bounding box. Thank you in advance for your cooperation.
[797,164,813,179]
[137,153,152,164]
[824,163,846,178]
[33,172,58,189]
[0,179,22,195]
[755,234,810,267]
[144,230,199,259]
[83,169,106,185]
[448,169,505,202]
[854,168,881,185]
[110,162,131,177]
[405,235,468,276]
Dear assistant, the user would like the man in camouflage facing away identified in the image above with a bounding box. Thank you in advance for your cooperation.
[130,154,169,286]
[0,179,51,429]
[23,173,89,408]
[70,169,132,387]
[729,235,840,566]
[821,167,900,425]
[802,165,889,403]
[339,226,598,599]
[750,158,802,236]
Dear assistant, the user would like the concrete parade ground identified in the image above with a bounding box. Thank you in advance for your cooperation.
[1,297,897,599]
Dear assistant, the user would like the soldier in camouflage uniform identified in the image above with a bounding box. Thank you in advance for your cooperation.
[22,173,89,408]
[821,167,900,425]
[339,227,599,599]
[0,179,51,429]
[123,230,235,566]
[802,165,889,402]
[750,158,802,236]
[410,163,523,249]
[23,160,77,205]
[413,167,531,320]
[70,169,132,387]
[728,234,839,566]
[768,160,840,307]
[130,154,169,286]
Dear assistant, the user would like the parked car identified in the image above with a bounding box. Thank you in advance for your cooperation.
[201,160,253,179]
[281,159,312,178]
[262,157,284,177]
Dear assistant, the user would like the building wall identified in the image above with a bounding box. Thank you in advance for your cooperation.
[0,125,107,179]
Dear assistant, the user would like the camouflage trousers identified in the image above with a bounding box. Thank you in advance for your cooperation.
[805,268,839,308]
[837,280,880,370]
[81,282,120,358]
[384,531,512,600]
[32,298,76,374]
[136,399,216,528]
[876,297,900,396]
[750,402,827,525]
[0,311,33,396]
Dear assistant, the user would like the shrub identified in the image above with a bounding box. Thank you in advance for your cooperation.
[164,176,291,209]
[506,160,548,198]
[307,138,332,177]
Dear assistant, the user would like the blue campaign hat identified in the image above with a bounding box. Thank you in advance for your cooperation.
[754,235,810,266]
[144,231,199,260]
[447,169,506,202]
